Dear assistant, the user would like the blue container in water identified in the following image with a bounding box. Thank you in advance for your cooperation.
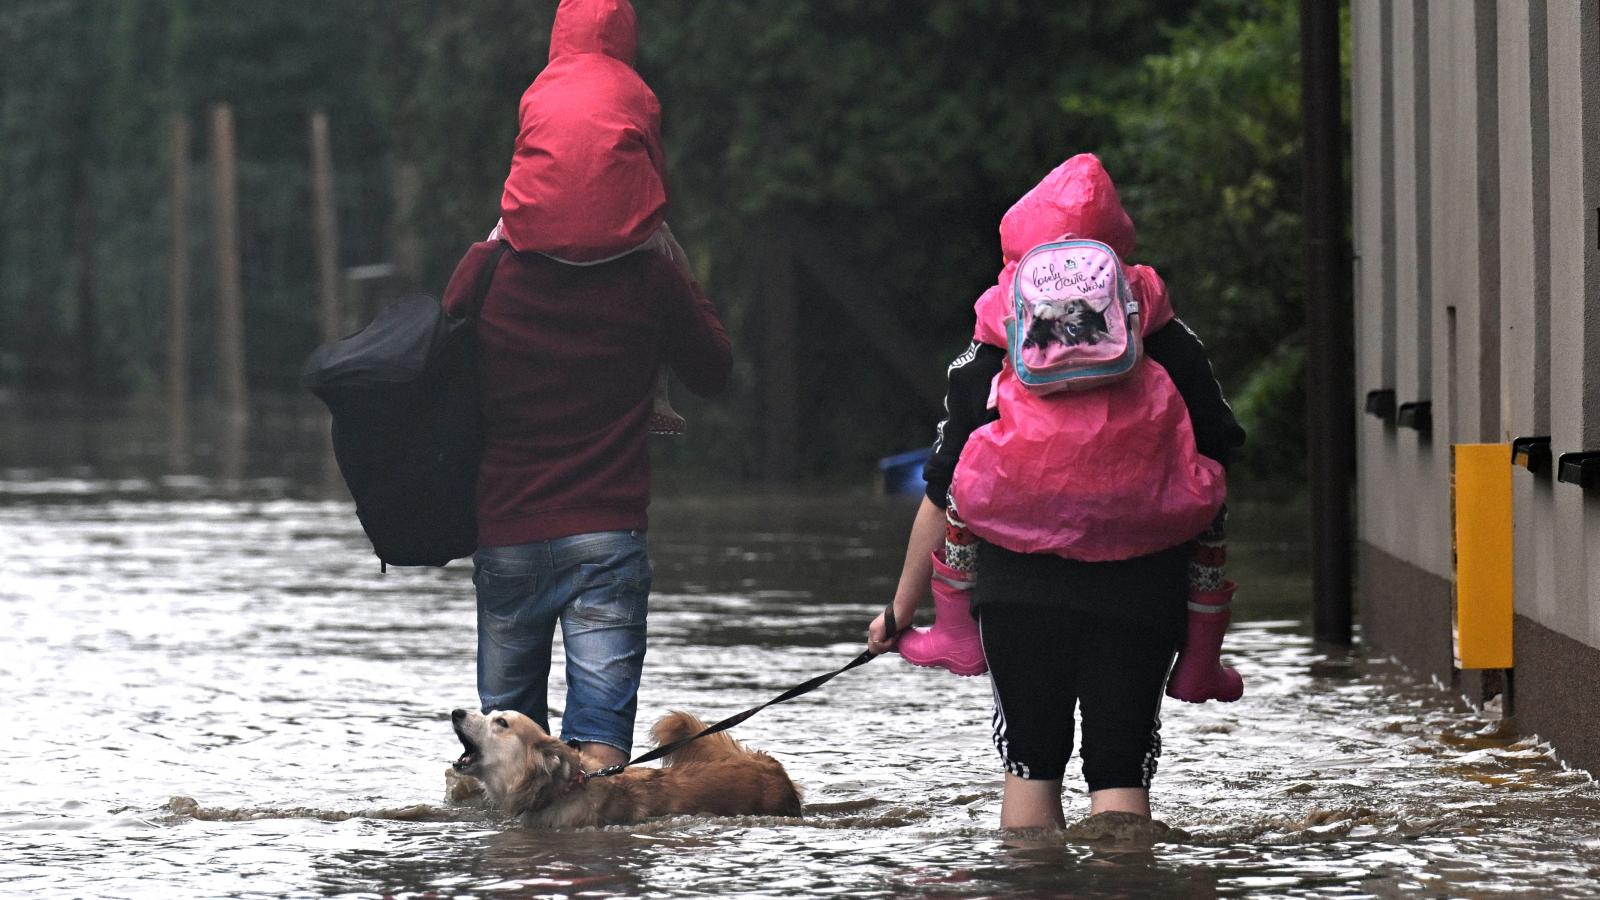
[878,447,931,496]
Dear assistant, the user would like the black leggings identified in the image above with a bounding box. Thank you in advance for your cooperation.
[979,604,1180,791]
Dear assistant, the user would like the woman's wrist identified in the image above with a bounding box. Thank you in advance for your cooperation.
[893,585,922,614]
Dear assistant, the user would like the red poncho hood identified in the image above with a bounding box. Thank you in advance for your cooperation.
[500,0,667,262]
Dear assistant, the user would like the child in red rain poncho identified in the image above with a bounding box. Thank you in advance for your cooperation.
[489,0,690,433]
[868,155,1246,831]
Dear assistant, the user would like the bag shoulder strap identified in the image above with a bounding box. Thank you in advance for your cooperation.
[469,241,510,317]
[445,240,511,320]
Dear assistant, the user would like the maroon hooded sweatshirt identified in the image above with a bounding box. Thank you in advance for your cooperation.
[500,0,668,261]
[441,0,731,546]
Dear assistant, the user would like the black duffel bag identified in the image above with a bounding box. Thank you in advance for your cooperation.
[301,243,508,569]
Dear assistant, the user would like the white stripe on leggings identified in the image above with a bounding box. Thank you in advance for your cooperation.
[1139,654,1178,788]
[982,618,1031,779]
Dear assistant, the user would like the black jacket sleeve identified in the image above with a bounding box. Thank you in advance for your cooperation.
[1143,318,1247,468]
[922,342,1005,508]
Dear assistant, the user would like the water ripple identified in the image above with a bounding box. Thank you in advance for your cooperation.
[1,494,1597,897]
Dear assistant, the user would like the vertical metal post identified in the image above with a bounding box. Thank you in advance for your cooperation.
[166,114,193,467]
[309,110,342,343]
[392,161,424,294]
[762,219,800,483]
[209,103,249,420]
[1302,0,1354,644]
[73,161,98,404]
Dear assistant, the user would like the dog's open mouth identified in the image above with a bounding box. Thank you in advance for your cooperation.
[452,720,481,773]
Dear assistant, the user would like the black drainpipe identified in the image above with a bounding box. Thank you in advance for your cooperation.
[1300,0,1355,646]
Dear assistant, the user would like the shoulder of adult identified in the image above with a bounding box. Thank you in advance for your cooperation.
[633,245,699,305]
[1145,317,1247,460]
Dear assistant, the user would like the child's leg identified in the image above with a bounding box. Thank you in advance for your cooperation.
[978,602,1078,829]
[1074,613,1182,819]
[897,500,987,676]
[647,224,693,437]
[1166,507,1244,703]
[649,368,686,435]
[942,499,979,575]
[1188,507,1228,594]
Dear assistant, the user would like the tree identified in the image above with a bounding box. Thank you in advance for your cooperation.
[1,0,1318,487]
[363,1,1206,479]
[1093,0,1325,485]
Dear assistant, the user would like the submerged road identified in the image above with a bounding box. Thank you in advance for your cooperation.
[2,479,1598,898]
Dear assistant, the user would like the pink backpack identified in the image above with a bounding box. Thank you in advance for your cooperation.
[1007,239,1141,394]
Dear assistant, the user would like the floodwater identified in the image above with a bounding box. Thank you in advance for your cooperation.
[4,406,1600,898]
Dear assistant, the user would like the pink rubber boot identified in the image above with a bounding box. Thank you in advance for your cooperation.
[898,552,987,677]
[1166,581,1244,703]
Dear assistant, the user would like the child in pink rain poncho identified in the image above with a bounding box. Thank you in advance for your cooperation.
[867,154,1245,829]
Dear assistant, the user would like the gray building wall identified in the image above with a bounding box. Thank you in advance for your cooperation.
[1352,0,1600,772]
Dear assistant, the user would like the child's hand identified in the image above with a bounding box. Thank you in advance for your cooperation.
[656,222,694,281]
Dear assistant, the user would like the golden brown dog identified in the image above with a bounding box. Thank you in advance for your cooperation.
[450,708,802,828]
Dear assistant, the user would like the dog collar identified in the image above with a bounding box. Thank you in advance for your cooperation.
[572,769,590,789]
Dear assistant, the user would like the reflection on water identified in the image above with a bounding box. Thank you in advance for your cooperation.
[2,407,1599,898]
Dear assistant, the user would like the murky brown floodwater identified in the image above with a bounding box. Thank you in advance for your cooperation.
[3,406,1600,898]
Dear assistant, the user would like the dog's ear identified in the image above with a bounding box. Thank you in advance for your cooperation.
[528,738,577,779]
[504,738,578,814]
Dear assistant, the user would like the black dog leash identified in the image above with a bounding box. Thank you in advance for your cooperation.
[585,604,906,780]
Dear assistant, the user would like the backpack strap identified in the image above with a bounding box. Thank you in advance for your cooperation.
[473,242,510,311]
[442,240,511,319]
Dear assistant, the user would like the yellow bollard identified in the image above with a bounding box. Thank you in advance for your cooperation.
[1451,444,1514,669]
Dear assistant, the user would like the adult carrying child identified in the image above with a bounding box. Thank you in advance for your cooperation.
[447,0,732,774]
[867,154,1246,830]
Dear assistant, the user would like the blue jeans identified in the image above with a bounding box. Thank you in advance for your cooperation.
[473,531,651,754]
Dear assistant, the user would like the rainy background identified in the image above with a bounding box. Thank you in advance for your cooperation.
[5,1,1600,897]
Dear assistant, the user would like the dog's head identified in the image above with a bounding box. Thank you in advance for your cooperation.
[451,708,584,814]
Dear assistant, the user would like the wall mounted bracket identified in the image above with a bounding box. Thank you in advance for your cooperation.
[1397,401,1432,436]
[1365,388,1397,424]
[1511,436,1552,475]
[1557,452,1600,491]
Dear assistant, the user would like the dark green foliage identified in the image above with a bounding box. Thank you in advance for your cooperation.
[1097,0,1306,387]
[1088,0,1324,487]
[0,1,104,386]
[640,0,1206,478]
[0,0,1325,487]
[0,0,389,396]
[361,1,545,288]
[1232,340,1307,488]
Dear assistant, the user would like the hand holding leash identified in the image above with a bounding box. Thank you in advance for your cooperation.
[867,598,914,656]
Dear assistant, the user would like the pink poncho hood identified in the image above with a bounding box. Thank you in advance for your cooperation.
[952,154,1224,562]
[499,0,667,263]
[975,154,1170,347]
